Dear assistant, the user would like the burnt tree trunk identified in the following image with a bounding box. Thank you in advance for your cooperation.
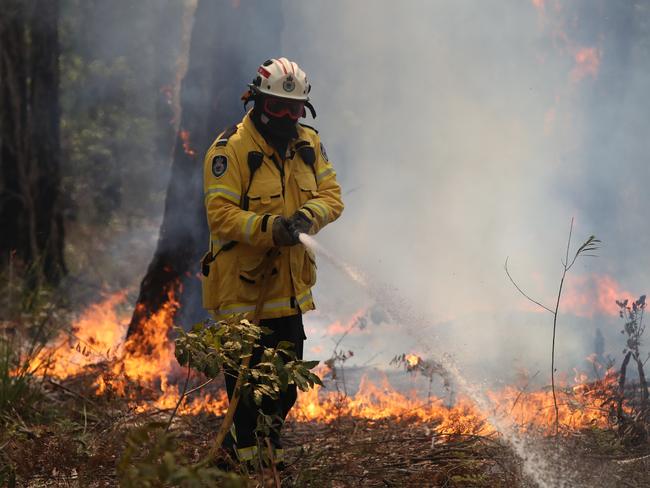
[617,350,632,421]
[0,0,65,288]
[151,0,190,164]
[634,354,648,407]
[127,0,283,337]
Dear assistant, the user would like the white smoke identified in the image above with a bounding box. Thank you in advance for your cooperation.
[279,1,650,380]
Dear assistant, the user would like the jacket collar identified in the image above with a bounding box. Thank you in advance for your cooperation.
[243,111,310,159]
[243,111,275,157]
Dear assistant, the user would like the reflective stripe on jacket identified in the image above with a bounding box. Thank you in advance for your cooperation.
[202,112,344,320]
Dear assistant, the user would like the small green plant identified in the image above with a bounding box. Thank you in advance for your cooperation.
[615,295,649,440]
[118,422,245,488]
[506,218,599,435]
[391,353,454,405]
[166,317,321,472]
[324,349,353,396]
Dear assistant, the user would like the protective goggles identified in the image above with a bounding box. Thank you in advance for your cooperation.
[263,96,305,120]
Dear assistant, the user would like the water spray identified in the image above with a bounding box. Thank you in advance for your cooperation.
[299,232,584,488]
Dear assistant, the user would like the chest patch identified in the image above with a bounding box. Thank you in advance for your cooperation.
[211,155,228,178]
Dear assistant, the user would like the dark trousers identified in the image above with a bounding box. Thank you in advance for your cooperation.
[224,314,306,450]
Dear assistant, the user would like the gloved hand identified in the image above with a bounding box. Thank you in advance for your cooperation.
[287,210,312,238]
[272,216,296,247]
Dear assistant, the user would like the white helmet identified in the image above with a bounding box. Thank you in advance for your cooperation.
[251,58,310,101]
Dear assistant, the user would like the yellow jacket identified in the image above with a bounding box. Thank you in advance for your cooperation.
[201,112,344,320]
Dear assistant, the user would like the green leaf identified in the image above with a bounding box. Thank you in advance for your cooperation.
[301,360,320,370]
[253,388,263,406]
[276,341,295,351]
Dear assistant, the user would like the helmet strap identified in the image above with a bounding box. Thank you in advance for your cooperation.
[242,89,255,111]
[305,101,317,119]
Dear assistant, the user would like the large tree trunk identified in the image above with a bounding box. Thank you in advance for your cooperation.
[127,0,283,337]
[31,0,65,284]
[0,2,30,273]
[0,0,65,288]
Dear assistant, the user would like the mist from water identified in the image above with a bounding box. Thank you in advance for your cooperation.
[300,231,616,488]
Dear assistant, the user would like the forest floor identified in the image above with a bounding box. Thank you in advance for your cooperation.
[3,373,650,488]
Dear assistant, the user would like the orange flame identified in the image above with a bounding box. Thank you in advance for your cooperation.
[26,296,623,436]
[405,353,421,368]
[292,375,480,430]
[293,365,619,435]
[179,129,197,157]
[100,293,180,396]
[324,308,367,336]
[562,274,634,317]
[28,292,129,379]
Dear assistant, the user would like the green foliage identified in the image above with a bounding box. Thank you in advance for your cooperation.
[0,331,42,487]
[617,295,647,357]
[174,318,322,403]
[0,336,40,419]
[174,317,322,467]
[58,0,186,231]
[118,422,245,487]
[174,318,262,378]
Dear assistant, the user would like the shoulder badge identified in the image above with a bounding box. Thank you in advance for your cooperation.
[319,142,329,162]
[211,155,228,178]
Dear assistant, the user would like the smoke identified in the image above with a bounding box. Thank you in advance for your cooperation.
[59,1,650,383]
[280,1,650,380]
[59,0,191,297]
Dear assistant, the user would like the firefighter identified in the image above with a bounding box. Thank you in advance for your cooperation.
[201,57,344,465]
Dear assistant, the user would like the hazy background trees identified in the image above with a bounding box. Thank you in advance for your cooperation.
[1,0,188,309]
[1,0,282,331]
[1,0,65,289]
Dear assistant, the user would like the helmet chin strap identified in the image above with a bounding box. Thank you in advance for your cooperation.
[242,89,255,111]
[304,101,317,119]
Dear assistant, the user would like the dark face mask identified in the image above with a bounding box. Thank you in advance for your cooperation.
[252,102,298,141]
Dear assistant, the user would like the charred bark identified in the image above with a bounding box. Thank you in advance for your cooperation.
[152,1,189,164]
[618,350,632,421]
[127,0,283,337]
[0,0,65,287]
[634,354,648,407]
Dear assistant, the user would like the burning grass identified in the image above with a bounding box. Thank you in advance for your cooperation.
[16,291,625,437]
[3,292,650,486]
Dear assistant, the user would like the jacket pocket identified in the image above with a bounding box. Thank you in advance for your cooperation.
[294,171,318,206]
[246,178,283,214]
[237,253,280,303]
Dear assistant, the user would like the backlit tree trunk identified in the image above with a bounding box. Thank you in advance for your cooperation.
[127,0,282,337]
